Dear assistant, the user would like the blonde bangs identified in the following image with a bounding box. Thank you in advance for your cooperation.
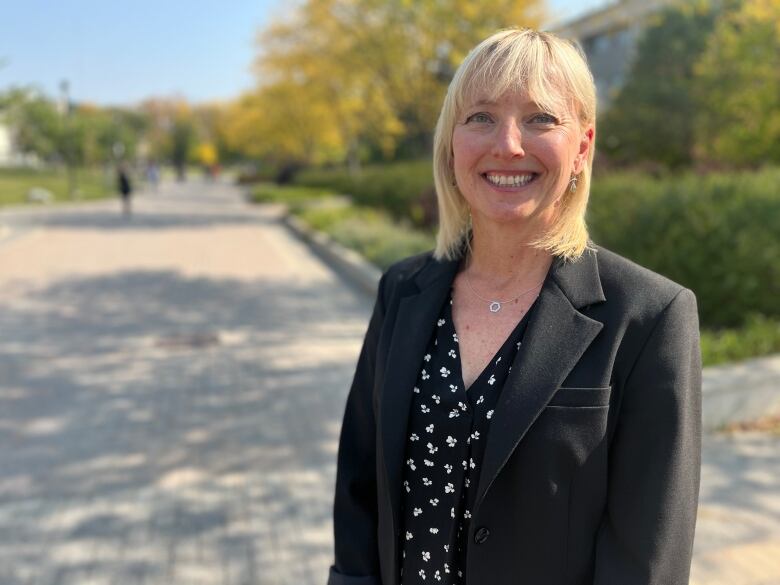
[456,32,592,126]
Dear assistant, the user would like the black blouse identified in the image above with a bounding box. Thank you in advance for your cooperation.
[398,290,536,584]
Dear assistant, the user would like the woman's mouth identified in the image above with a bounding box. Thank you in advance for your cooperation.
[482,172,538,188]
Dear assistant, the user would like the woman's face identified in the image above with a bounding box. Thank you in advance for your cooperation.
[451,88,593,233]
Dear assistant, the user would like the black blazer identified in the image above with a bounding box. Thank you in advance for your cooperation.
[329,245,702,585]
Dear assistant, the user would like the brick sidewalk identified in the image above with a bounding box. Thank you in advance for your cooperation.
[0,181,370,584]
[691,432,780,585]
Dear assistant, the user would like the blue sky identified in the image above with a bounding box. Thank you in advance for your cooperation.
[0,0,609,106]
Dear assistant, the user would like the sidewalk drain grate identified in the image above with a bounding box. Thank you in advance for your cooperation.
[155,332,221,350]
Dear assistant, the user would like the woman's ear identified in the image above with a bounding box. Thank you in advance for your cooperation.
[574,126,595,174]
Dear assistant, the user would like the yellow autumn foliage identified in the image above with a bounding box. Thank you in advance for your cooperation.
[221,0,543,166]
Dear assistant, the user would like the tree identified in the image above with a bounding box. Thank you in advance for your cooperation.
[599,0,718,169]
[0,88,86,196]
[693,0,780,166]
[1,88,148,167]
[222,86,345,169]
[191,103,234,165]
[245,0,544,171]
[252,0,407,169]
[0,88,61,160]
[195,142,217,168]
[170,116,195,179]
[93,107,148,164]
[140,98,197,178]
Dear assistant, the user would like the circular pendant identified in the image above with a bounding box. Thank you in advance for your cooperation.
[489,301,501,313]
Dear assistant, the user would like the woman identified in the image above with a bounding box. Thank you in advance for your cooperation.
[329,29,701,585]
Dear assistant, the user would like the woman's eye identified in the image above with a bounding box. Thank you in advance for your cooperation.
[530,112,558,124]
[466,112,492,124]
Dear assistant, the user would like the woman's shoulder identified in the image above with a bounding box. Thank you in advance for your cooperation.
[383,250,437,282]
[592,244,684,292]
[378,250,455,305]
[589,243,696,318]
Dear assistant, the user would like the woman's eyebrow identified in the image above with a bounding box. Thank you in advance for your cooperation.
[468,97,543,109]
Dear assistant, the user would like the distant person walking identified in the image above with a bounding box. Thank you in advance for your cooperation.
[117,163,133,217]
[145,160,160,192]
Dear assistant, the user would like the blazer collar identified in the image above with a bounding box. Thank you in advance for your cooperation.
[474,247,605,510]
[379,247,606,538]
[548,247,606,309]
[412,254,460,291]
[410,246,605,309]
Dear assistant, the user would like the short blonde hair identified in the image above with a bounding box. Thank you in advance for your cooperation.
[433,28,597,261]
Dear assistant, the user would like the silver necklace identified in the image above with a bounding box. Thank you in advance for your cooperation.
[463,270,545,313]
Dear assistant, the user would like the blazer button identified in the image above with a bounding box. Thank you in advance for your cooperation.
[474,527,490,544]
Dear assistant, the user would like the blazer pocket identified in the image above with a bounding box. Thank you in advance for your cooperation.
[547,386,611,408]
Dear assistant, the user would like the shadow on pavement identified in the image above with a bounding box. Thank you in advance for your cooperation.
[0,268,371,584]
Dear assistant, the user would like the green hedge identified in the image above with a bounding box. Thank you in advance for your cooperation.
[295,160,435,226]
[295,161,779,329]
[249,183,338,212]
[587,167,780,328]
[251,180,778,366]
[700,314,780,366]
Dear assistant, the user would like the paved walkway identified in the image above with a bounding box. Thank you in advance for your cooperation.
[0,182,372,585]
[0,181,777,585]
[693,432,780,585]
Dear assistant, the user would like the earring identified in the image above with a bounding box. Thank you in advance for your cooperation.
[568,173,579,193]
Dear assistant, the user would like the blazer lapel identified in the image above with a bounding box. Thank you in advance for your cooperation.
[474,249,606,511]
[379,257,460,536]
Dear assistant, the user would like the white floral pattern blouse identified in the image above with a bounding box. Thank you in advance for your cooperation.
[398,292,536,584]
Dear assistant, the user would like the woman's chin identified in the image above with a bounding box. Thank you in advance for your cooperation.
[473,204,546,227]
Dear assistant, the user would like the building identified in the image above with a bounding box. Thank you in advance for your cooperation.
[551,0,678,111]
[0,122,13,166]
[0,119,39,167]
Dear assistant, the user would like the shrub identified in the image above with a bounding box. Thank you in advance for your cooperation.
[249,183,341,213]
[295,161,779,329]
[297,204,434,270]
[700,315,780,366]
[295,160,436,227]
[588,167,780,327]
[254,180,778,365]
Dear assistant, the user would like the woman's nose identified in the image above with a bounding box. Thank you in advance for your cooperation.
[492,121,525,159]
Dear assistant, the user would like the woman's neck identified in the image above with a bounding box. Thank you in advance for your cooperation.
[464,220,553,292]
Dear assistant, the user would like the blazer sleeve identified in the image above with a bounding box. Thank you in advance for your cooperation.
[594,288,702,585]
[328,274,388,585]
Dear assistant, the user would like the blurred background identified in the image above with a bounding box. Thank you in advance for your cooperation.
[0,0,778,584]
[2,0,778,364]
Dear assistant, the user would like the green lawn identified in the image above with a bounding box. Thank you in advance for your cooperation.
[0,166,114,207]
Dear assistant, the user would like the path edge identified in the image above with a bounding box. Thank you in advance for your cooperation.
[282,213,381,298]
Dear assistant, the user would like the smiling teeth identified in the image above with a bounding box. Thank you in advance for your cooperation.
[485,173,535,187]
